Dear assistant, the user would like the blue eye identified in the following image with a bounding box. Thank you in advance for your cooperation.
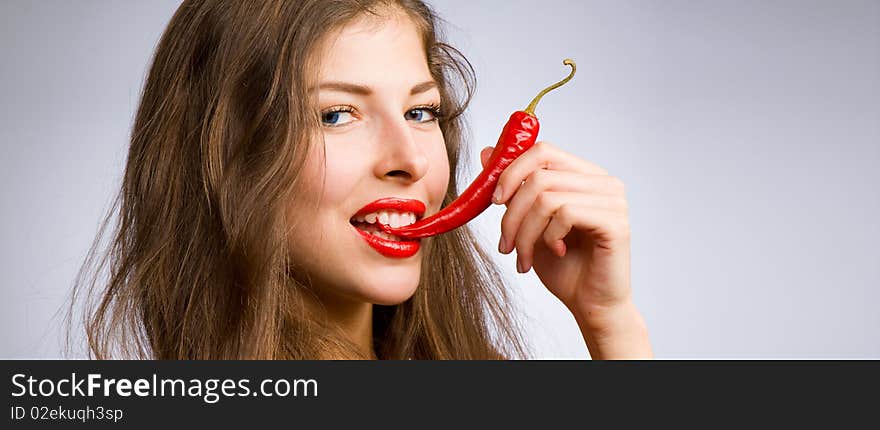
[320,104,442,128]
[321,108,355,127]
[406,105,441,123]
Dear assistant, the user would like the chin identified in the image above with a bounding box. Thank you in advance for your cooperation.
[350,266,419,305]
[347,260,422,306]
[363,279,420,306]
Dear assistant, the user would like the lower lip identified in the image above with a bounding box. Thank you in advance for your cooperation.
[352,225,421,258]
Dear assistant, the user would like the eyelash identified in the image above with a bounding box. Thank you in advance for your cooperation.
[320,103,443,128]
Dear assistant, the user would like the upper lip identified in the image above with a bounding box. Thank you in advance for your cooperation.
[352,197,426,220]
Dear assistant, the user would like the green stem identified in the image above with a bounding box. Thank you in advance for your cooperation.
[523,59,576,116]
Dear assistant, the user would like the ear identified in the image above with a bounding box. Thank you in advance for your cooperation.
[479,146,494,169]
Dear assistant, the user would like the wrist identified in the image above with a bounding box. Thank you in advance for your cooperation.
[572,300,653,360]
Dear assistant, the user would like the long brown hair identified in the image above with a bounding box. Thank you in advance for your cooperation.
[67,0,528,359]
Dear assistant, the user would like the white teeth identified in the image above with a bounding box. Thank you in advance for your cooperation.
[389,213,403,228]
[354,210,418,226]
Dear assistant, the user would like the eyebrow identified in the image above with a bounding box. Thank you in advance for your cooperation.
[312,80,438,96]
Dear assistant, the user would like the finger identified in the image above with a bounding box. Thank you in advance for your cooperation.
[500,182,628,255]
[513,193,630,272]
[542,205,630,259]
[511,191,568,272]
[493,141,609,205]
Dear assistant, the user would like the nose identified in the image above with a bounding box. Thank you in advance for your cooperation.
[373,114,429,183]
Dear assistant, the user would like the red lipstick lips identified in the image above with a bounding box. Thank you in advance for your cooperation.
[352,197,426,220]
[350,197,426,258]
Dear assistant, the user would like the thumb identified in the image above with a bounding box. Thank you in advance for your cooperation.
[479,146,494,168]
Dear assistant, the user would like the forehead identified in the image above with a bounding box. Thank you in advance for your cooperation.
[314,12,432,88]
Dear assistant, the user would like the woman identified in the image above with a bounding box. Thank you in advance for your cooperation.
[71,0,652,360]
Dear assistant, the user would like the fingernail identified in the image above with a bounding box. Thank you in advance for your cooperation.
[556,241,566,257]
[492,185,503,204]
[516,259,523,273]
[498,236,507,254]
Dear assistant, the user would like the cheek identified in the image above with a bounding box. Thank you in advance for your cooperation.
[287,143,359,257]
[285,142,356,250]
[429,137,451,204]
[317,141,363,204]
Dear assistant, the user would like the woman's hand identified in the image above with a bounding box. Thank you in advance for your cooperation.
[480,142,652,359]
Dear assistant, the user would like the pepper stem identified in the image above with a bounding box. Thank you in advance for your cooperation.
[523,59,576,116]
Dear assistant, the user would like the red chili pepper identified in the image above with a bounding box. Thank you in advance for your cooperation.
[380,59,577,239]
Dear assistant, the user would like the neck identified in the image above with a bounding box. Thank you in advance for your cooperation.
[304,289,376,359]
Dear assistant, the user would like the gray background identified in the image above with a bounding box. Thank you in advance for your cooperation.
[1,0,877,358]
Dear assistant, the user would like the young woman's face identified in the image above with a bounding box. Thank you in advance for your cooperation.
[289,13,449,306]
